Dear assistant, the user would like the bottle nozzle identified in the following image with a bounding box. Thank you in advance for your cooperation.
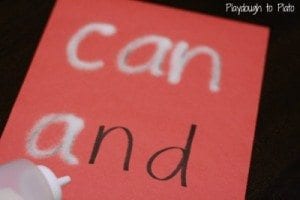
[58,176,71,186]
[37,165,71,200]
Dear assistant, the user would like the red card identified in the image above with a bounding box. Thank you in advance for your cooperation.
[0,0,269,199]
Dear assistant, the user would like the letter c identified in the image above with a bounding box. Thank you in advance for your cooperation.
[66,23,117,71]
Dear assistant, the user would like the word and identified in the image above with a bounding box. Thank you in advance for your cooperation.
[26,113,197,187]
[66,23,222,92]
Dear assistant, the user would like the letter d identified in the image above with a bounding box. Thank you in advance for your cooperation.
[147,124,197,187]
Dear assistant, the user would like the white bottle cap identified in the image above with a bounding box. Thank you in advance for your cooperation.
[37,165,71,200]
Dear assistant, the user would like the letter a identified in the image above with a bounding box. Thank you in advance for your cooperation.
[26,113,84,165]
[117,35,172,76]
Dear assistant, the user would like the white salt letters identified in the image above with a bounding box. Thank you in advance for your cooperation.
[67,23,116,70]
[117,35,172,76]
[169,41,221,92]
[67,23,222,92]
[26,113,84,165]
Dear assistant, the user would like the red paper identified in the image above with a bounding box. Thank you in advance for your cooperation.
[0,1,269,199]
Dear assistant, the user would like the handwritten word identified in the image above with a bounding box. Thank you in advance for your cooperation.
[277,3,295,12]
[225,3,263,15]
[66,23,222,92]
[26,113,197,187]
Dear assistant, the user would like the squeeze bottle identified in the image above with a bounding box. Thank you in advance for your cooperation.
[0,159,70,200]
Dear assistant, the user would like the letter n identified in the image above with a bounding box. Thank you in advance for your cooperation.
[89,126,133,171]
